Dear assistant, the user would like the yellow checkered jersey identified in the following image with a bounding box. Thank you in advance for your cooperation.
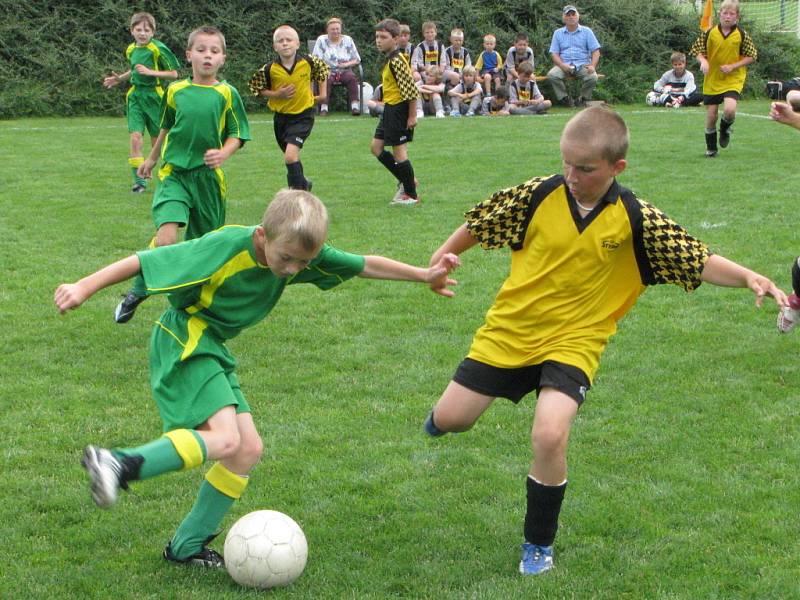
[249,55,329,114]
[464,175,710,381]
[690,25,757,95]
[381,50,419,106]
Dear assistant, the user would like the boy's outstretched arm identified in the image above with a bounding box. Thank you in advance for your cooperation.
[359,254,461,297]
[55,255,141,314]
[429,223,480,267]
[700,254,788,308]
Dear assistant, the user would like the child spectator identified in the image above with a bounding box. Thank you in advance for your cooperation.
[444,28,472,87]
[102,12,179,193]
[249,26,329,189]
[649,51,701,107]
[475,34,504,95]
[370,18,421,205]
[417,65,446,118]
[368,83,385,117]
[411,21,447,83]
[422,105,786,576]
[690,0,757,157]
[115,26,250,324]
[509,62,551,114]
[505,33,535,84]
[55,188,459,570]
[481,85,511,116]
[398,24,414,63]
[448,66,483,116]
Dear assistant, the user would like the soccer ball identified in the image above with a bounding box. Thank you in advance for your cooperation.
[645,91,660,106]
[224,510,308,589]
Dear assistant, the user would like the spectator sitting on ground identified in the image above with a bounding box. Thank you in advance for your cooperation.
[648,51,701,108]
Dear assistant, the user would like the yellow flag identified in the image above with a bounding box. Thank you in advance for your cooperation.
[700,0,714,30]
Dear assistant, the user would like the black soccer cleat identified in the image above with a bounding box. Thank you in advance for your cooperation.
[792,256,800,296]
[164,535,224,569]
[719,127,732,148]
[131,183,147,193]
[114,291,146,324]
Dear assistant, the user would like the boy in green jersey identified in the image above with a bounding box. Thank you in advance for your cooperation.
[103,12,180,193]
[114,25,251,325]
[55,188,459,568]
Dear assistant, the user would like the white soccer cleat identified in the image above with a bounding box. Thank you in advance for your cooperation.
[81,445,123,508]
[777,307,800,333]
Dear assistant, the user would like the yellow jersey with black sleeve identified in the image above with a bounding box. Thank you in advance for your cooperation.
[464,175,710,381]
[248,55,329,114]
[381,50,419,106]
[690,25,757,94]
[126,39,180,89]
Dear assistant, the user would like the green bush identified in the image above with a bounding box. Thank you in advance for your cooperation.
[1,0,799,118]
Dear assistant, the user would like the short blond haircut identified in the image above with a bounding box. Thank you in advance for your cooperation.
[326,17,343,31]
[462,65,477,77]
[483,34,496,43]
[425,65,443,81]
[399,23,411,35]
[422,21,437,33]
[130,12,155,32]
[450,28,464,39]
[261,189,329,251]
[563,106,629,163]
[720,0,740,15]
[187,26,226,53]
[273,25,299,43]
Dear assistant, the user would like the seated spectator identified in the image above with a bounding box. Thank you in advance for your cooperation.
[448,66,483,116]
[481,85,511,116]
[648,51,701,108]
[509,62,551,114]
[475,34,504,95]
[368,83,384,117]
[417,65,446,118]
[398,23,414,63]
[444,28,472,87]
[547,5,601,107]
[411,21,447,83]
[312,17,362,115]
[505,33,535,84]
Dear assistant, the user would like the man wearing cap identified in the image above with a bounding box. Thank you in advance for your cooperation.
[546,5,601,107]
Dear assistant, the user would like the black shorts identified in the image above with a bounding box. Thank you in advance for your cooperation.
[453,358,590,406]
[273,109,315,152]
[703,91,740,105]
[374,102,414,146]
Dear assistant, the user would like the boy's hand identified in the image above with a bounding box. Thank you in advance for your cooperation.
[770,101,800,129]
[204,148,227,169]
[407,113,417,129]
[138,158,156,179]
[720,64,733,74]
[427,253,461,297]
[103,72,122,88]
[699,60,709,75]
[747,275,788,308]
[276,84,296,98]
[54,282,89,314]
[134,64,154,76]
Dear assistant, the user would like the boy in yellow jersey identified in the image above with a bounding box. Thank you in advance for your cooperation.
[422,106,787,576]
[114,26,251,324]
[249,26,329,191]
[55,189,459,570]
[371,18,420,205]
[102,12,180,193]
[690,0,757,157]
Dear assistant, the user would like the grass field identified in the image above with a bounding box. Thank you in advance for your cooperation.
[1,102,799,599]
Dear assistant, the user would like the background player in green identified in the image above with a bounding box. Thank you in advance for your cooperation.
[103,12,180,193]
[114,25,251,324]
[421,106,787,576]
[54,188,460,568]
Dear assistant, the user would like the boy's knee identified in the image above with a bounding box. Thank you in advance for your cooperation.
[215,430,243,459]
[531,425,568,455]
[240,433,263,465]
[432,409,477,433]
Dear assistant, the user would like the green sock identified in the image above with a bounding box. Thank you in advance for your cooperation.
[169,480,236,558]
[131,166,146,187]
[118,431,206,480]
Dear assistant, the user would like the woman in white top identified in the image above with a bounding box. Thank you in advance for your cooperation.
[312,17,362,115]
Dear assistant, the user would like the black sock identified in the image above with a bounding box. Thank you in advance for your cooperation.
[376,150,401,179]
[524,476,567,546]
[705,128,717,151]
[395,160,417,198]
[720,117,733,133]
[286,161,306,190]
[792,257,800,297]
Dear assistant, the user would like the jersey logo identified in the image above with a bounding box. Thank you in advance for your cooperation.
[602,239,621,250]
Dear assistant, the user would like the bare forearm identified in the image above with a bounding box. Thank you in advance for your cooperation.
[700,254,756,287]
[55,255,142,313]
[429,224,478,267]
[360,256,427,282]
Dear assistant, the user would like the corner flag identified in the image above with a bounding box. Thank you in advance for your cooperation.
[700,0,714,30]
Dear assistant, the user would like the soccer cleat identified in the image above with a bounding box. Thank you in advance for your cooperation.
[416,109,425,119]
[777,306,800,333]
[519,543,554,575]
[81,446,126,508]
[131,183,147,193]
[466,110,475,117]
[390,193,419,206]
[114,291,146,324]
[423,410,446,437]
[164,537,225,569]
[705,150,718,158]
[450,110,461,117]
[435,110,445,118]
[719,127,732,148]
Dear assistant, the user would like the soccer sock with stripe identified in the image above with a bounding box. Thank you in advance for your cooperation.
[116,429,207,481]
[169,462,249,559]
[705,128,717,151]
[720,117,734,134]
[524,476,567,547]
[394,160,417,198]
[286,161,307,190]
[128,157,146,187]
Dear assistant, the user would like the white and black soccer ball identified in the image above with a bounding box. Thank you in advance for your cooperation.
[645,91,660,106]
[224,510,308,589]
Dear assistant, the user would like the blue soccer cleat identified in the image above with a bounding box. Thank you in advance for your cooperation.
[423,410,446,437]
[519,542,554,575]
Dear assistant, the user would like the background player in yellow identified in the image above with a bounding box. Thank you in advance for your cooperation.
[249,26,329,191]
[690,0,757,157]
[114,26,251,324]
[421,106,787,576]
[103,12,180,193]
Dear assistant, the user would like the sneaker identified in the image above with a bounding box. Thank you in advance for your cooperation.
[81,446,125,508]
[319,108,329,116]
[416,109,425,119]
[777,306,800,333]
[351,104,361,116]
[705,150,718,158]
[423,410,446,437]
[131,183,147,193]
[558,96,574,108]
[114,291,146,324]
[719,127,732,148]
[435,110,445,118]
[390,193,419,206]
[450,110,461,117]
[466,110,475,117]
[519,543,554,575]
[164,537,224,569]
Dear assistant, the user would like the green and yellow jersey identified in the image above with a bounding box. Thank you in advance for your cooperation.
[126,39,180,90]
[464,175,710,380]
[690,25,757,95]
[157,78,251,171]
[248,55,329,114]
[381,50,419,106]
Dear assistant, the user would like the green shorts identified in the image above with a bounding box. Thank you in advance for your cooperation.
[149,308,250,432]
[126,86,164,137]
[152,164,227,240]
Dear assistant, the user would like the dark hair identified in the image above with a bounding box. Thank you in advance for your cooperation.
[375,18,400,38]
[494,85,510,100]
[515,33,529,42]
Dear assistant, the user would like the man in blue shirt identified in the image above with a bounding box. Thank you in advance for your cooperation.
[546,5,601,108]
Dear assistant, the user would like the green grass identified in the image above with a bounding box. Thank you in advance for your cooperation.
[1,102,799,599]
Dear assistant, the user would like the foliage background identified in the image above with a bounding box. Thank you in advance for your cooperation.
[2,0,800,118]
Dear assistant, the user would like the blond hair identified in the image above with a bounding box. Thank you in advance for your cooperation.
[130,12,155,32]
[450,28,464,39]
[720,0,740,15]
[187,26,226,53]
[326,17,343,31]
[399,23,411,35]
[425,65,443,82]
[422,21,437,33]
[670,51,686,64]
[483,34,496,43]
[462,65,477,77]
[261,189,329,251]
[563,106,629,163]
